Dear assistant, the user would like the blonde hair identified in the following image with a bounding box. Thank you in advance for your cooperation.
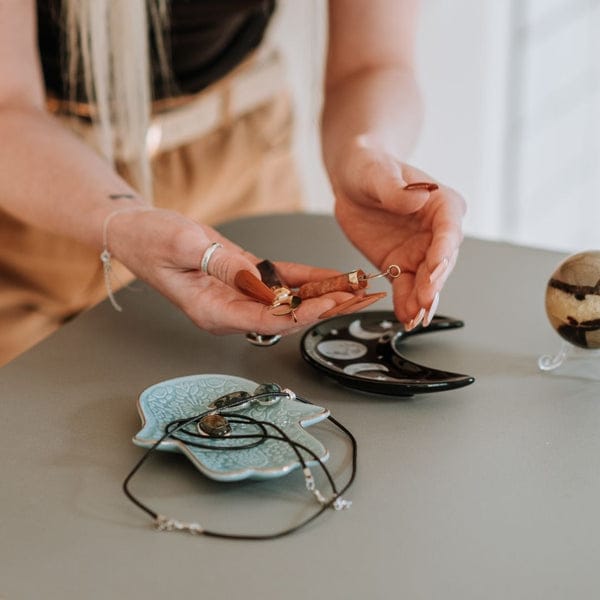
[62,0,171,200]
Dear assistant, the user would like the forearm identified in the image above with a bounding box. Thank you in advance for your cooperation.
[0,105,142,250]
[322,0,423,180]
[321,64,423,178]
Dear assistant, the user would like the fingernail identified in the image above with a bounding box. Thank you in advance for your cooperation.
[423,292,440,327]
[406,307,426,331]
[429,257,449,283]
[341,292,387,314]
[318,296,362,319]
[318,292,387,319]
[235,270,276,304]
[403,182,439,192]
[413,307,426,328]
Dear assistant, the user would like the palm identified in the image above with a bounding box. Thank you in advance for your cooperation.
[336,192,433,270]
[332,155,465,322]
[110,208,354,335]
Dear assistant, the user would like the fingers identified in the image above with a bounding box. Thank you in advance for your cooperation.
[429,247,459,288]
[192,289,354,336]
[391,271,418,325]
[193,236,346,293]
[142,213,262,280]
[195,246,376,334]
[357,155,433,215]
[346,145,441,217]
[318,292,387,319]
[424,188,466,269]
[194,233,261,288]
[393,176,464,327]
[391,245,460,330]
[205,246,260,288]
[415,189,464,318]
[170,205,458,336]
[111,208,387,336]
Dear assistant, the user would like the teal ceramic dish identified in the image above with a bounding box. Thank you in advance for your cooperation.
[134,374,330,482]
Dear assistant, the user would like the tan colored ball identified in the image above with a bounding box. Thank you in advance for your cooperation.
[545,250,600,349]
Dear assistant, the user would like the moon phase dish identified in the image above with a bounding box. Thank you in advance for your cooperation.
[301,310,475,396]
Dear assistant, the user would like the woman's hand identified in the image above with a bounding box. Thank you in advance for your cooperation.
[107,208,353,336]
[330,136,466,328]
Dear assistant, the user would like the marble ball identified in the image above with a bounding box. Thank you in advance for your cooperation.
[545,250,600,349]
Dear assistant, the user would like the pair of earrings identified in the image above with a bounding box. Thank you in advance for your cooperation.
[235,260,304,321]
[235,260,401,321]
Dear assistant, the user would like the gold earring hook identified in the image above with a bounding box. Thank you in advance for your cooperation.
[360,264,402,281]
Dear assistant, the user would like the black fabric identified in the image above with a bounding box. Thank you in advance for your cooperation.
[36,0,276,101]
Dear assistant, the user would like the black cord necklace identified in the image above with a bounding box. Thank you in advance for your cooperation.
[123,386,357,540]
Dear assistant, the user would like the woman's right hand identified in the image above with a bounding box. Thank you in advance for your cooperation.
[108,208,354,336]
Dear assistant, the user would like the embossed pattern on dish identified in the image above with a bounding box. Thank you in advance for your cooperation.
[134,374,330,481]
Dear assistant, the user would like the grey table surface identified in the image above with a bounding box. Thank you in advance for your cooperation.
[2,213,599,600]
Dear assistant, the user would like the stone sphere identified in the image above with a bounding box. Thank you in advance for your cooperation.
[545,250,600,348]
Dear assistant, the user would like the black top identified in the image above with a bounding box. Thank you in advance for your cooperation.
[37,0,276,101]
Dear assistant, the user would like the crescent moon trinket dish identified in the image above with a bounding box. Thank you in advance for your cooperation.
[301,310,475,396]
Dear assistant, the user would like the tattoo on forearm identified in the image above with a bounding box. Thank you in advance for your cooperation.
[109,193,137,200]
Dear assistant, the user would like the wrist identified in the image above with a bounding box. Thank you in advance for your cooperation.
[324,134,399,193]
[321,65,422,174]
[100,204,153,259]
[89,195,148,250]
[98,204,154,312]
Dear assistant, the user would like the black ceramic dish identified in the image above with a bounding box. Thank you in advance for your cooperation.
[300,310,475,396]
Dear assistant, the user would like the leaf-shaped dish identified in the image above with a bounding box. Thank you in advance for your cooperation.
[134,374,330,481]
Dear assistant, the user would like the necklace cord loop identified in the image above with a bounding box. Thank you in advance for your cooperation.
[123,389,357,540]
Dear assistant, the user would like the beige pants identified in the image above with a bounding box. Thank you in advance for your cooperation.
[0,82,303,366]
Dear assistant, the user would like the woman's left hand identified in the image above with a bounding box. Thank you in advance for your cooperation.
[330,136,466,329]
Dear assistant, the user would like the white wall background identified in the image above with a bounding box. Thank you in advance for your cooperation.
[411,0,511,242]
[271,0,600,253]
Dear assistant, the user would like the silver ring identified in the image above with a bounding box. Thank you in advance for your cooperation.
[200,242,223,274]
[245,332,282,347]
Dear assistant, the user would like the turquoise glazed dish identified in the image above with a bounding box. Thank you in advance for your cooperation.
[134,374,330,482]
